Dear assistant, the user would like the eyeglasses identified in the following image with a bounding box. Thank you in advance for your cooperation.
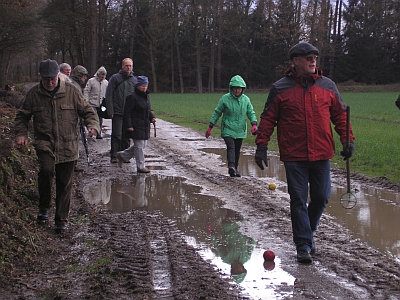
[304,55,318,62]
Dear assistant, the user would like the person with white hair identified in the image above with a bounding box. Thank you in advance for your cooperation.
[14,59,100,233]
[84,66,109,139]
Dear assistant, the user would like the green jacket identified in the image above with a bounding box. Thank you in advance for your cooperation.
[14,79,100,164]
[209,75,257,139]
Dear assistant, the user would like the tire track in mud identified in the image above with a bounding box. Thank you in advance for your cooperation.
[95,209,244,300]
[142,127,400,299]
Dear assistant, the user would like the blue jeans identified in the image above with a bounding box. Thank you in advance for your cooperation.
[284,160,331,252]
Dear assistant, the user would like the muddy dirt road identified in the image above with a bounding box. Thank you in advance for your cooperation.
[6,118,400,299]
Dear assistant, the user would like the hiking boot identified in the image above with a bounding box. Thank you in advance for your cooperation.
[297,249,312,264]
[310,242,316,256]
[37,209,49,221]
[55,223,68,234]
[137,168,150,173]
[228,167,236,177]
[116,152,123,168]
[235,170,241,177]
[110,157,117,163]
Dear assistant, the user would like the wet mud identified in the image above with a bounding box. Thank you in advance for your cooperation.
[6,118,400,299]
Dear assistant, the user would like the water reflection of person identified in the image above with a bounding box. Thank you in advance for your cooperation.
[108,176,147,213]
[83,179,111,206]
[208,210,255,284]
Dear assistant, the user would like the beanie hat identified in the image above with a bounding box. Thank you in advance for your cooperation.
[289,42,319,60]
[39,59,60,78]
[136,76,149,87]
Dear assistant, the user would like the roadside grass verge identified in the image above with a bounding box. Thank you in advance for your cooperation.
[151,91,400,182]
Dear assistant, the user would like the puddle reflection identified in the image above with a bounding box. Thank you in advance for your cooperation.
[202,148,400,260]
[83,175,295,299]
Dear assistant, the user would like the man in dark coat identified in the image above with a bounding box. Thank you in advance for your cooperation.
[104,58,137,163]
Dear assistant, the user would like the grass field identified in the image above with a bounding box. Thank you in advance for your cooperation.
[151,91,400,181]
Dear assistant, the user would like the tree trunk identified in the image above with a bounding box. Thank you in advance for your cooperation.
[150,42,158,93]
[208,3,218,93]
[89,0,98,75]
[216,0,223,89]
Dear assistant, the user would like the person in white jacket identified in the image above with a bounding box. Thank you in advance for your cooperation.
[84,66,109,139]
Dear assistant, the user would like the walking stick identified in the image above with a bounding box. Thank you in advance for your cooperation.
[340,106,357,209]
[79,119,90,166]
[153,122,156,138]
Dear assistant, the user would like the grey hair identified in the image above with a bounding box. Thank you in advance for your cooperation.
[59,63,71,71]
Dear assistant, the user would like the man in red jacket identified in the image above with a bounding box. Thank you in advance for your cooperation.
[255,42,355,264]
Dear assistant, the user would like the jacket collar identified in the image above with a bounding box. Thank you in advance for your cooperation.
[284,67,322,88]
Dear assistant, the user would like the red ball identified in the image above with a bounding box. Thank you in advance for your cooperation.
[263,250,275,261]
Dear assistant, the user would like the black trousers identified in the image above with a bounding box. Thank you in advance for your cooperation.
[223,137,243,169]
[110,114,130,158]
[37,152,75,225]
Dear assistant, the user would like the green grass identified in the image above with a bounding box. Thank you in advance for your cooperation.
[151,92,400,182]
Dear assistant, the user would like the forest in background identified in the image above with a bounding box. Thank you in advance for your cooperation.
[1,0,400,92]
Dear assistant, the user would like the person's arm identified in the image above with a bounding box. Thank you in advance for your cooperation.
[104,75,117,116]
[209,97,225,125]
[255,86,279,148]
[77,89,100,136]
[14,96,33,146]
[123,94,135,131]
[246,97,258,134]
[83,79,91,102]
[205,97,225,138]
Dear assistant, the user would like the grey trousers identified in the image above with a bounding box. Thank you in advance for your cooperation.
[118,139,147,170]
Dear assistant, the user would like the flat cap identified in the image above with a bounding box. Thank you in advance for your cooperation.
[289,42,319,60]
[39,59,60,78]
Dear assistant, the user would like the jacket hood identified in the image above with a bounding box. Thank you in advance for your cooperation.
[229,75,246,89]
[71,65,89,81]
[229,75,246,98]
[95,66,107,77]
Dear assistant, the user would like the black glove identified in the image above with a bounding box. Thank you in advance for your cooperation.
[255,146,268,170]
[396,96,400,109]
[340,141,355,160]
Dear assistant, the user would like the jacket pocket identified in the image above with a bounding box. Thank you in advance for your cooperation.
[60,104,77,122]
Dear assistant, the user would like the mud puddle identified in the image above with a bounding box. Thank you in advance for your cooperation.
[84,174,296,299]
[202,148,400,261]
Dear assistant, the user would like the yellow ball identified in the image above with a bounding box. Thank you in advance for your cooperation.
[269,183,276,190]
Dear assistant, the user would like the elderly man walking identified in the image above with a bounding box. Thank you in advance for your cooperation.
[14,59,100,233]
[255,42,355,264]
